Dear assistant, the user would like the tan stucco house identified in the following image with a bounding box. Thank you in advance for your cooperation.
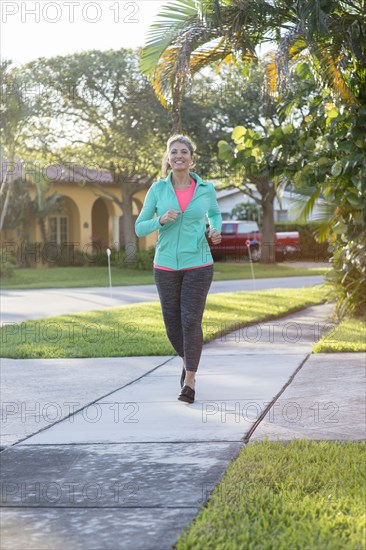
[1,162,157,261]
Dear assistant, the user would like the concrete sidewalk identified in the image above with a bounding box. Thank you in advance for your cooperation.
[1,303,365,550]
[248,352,366,443]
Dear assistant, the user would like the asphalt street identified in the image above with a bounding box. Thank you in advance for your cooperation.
[0,275,324,324]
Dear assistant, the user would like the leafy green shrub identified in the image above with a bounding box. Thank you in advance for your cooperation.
[0,260,15,278]
[84,237,109,266]
[291,102,366,319]
[114,246,155,271]
[53,246,86,267]
[84,249,108,267]
[275,222,331,261]
[16,242,40,267]
[326,231,366,318]
[71,250,87,267]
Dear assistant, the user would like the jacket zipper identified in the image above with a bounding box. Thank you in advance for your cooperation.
[168,177,202,269]
[167,182,183,269]
[176,211,183,269]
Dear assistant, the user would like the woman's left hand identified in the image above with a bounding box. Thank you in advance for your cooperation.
[208,228,222,245]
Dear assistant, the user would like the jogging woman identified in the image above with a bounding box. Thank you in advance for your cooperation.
[135,135,222,404]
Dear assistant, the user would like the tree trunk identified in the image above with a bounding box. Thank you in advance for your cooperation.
[260,185,276,264]
[0,184,12,232]
[120,182,138,264]
[0,161,14,232]
[39,216,48,244]
[38,216,51,266]
[171,108,182,134]
[172,80,182,133]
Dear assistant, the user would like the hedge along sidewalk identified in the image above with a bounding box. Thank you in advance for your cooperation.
[313,316,366,352]
[0,286,329,359]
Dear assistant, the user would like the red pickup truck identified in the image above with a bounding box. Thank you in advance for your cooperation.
[208,221,300,262]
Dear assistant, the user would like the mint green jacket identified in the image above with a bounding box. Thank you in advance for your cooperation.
[135,172,222,270]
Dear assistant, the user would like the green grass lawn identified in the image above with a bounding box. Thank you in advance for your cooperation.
[176,439,366,550]
[314,316,366,353]
[0,262,329,290]
[1,286,329,358]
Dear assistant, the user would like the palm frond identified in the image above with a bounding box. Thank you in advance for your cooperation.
[265,53,278,93]
[311,45,359,106]
[274,175,289,210]
[190,38,229,72]
[288,187,321,222]
[141,0,275,107]
[140,0,202,75]
[152,47,182,108]
[297,0,330,38]
[288,189,338,241]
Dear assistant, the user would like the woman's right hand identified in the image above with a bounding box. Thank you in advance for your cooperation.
[159,209,181,225]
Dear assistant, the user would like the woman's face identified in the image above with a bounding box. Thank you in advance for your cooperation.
[168,141,193,172]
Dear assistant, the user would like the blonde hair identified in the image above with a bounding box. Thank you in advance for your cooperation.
[161,134,196,177]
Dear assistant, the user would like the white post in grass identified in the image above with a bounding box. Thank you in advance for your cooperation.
[106,248,113,298]
[246,240,256,290]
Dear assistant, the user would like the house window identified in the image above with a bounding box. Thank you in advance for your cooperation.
[221,212,232,221]
[237,222,259,233]
[221,223,236,234]
[276,210,288,221]
[49,216,68,244]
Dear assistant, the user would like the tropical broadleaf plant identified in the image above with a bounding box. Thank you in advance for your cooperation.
[141,0,366,126]
[140,0,282,129]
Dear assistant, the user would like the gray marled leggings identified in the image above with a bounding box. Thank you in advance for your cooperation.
[153,265,214,372]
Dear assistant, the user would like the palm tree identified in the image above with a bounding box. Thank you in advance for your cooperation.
[140,0,365,127]
[140,0,284,131]
[274,0,365,106]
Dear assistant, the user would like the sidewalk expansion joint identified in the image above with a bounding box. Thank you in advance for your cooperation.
[9,356,176,448]
[11,440,244,448]
[242,352,311,444]
[0,505,201,510]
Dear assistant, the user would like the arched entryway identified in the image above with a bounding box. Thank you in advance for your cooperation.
[91,198,109,248]
[47,195,81,244]
[119,196,142,248]
[44,195,81,265]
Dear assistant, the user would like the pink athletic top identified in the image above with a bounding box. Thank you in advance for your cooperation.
[154,178,214,271]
